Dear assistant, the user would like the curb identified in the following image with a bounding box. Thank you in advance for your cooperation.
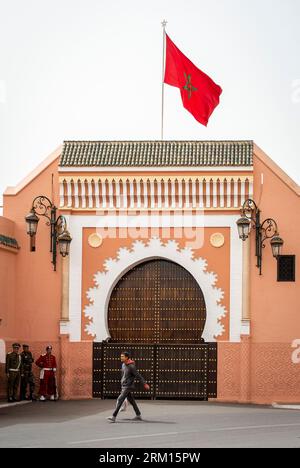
[272,403,300,410]
[0,401,32,409]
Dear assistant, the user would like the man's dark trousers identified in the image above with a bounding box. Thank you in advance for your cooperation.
[20,371,35,400]
[113,387,141,417]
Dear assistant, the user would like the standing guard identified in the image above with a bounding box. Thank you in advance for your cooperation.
[20,344,35,400]
[35,345,57,401]
[6,343,22,403]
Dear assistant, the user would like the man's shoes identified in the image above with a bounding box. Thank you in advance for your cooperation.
[106,416,116,423]
[132,415,142,421]
[39,395,46,401]
[50,395,55,401]
[7,398,13,403]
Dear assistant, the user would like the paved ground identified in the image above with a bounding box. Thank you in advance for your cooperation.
[0,399,300,448]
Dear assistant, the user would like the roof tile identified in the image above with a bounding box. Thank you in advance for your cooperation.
[59,140,253,167]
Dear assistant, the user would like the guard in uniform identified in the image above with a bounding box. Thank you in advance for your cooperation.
[20,344,35,400]
[5,343,22,402]
[35,345,57,401]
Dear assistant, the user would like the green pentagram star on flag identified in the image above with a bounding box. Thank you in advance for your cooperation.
[183,73,198,99]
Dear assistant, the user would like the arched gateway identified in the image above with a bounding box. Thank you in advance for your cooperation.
[93,259,217,400]
[108,259,206,344]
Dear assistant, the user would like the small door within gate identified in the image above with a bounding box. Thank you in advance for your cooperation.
[93,342,217,399]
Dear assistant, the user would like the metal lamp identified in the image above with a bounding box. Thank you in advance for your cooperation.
[236,216,251,240]
[270,235,284,258]
[58,230,72,257]
[25,210,39,236]
[236,198,284,275]
[25,195,72,270]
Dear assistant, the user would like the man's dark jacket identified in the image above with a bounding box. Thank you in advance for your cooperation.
[121,359,145,389]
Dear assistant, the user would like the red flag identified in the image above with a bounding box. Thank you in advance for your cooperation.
[164,34,222,126]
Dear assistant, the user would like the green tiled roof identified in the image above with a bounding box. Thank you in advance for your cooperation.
[0,234,19,250]
[59,140,253,167]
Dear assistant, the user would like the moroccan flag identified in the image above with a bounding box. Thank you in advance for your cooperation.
[164,34,222,126]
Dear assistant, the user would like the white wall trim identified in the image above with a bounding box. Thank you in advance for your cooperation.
[84,237,227,342]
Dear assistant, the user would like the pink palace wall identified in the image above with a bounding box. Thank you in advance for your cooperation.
[217,146,300,404]
[2,156,62,344]
[1,143,300,403]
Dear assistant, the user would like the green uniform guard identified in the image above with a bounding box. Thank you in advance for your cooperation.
[20,344,35,400]
[6,343,22,402]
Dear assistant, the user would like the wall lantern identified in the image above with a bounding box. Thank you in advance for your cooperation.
[25,196,72,271]
[236,198,283,275]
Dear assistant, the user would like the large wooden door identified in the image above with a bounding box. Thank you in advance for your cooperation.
[108,259,206,344]
[93,342,217,399]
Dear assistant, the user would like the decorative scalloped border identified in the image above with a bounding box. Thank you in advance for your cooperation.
[84,237,227,342]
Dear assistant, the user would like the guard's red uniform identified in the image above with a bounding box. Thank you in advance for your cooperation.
[35,354,57,396]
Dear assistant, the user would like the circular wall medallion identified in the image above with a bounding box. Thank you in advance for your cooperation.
[210,232,225,248]
[88,233,103,248]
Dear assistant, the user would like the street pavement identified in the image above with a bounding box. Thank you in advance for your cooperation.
[0,399,300,448]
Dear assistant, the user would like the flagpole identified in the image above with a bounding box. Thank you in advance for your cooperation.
[161,20,167,140]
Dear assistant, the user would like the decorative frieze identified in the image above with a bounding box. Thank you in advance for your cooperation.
[59,176,253,210]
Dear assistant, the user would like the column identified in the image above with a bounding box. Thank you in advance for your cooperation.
[185,179,190,208]
[212,179,218,208]
[108,180,114,209]
[88,180,93,208]
[67,180,72,208]
[74,181,79,209]
[178,179,183,208]
[59,180,65,207]
[101,180,107,208]
[94,179,100,209]
[157,179,162,209]
[205,179,211,208]
[164,179,169,208]
[220,179,225,208]
[136,179,142,209]
[81,180,86,208]
[199,179,204,208]
[233,179,239,208]
[226,179,231,208]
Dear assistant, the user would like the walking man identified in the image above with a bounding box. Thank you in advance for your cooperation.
[35,345,57,401]
[107,351,150,422]
[6,343,22,402]
[20,344,35,400]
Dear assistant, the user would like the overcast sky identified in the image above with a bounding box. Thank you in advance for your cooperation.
[0,0,299,205]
